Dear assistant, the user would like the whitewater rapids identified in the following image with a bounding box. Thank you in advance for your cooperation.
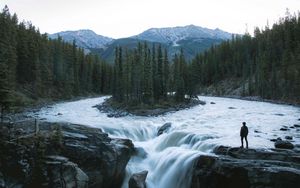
[34,96,300,188]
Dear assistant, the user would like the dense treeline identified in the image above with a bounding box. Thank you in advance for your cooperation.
[190,11,300,103]
[0,6,112,110]
[112,11,300,105]
[112,43,193,104]
[2,5,299,112]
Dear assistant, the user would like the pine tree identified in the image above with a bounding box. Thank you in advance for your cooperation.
[124,48,131,102]
[0,5,17,110]
[151,44,157,102]
[163,48,169,98]
[156,44,163,100]
[175,50,186,101]
[143,43,153,103]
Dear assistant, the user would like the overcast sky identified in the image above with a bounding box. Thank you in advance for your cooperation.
[1,0,299,38]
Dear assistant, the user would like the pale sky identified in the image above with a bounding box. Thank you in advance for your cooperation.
[1,0,299,38]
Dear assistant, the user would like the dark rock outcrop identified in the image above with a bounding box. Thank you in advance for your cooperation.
[275,113,285,116]
[270,137,282,142]
[285,136,293,140]
[191,146,300,188]
[275,140,294,149]
[157,122,172,136]
[0,121,134,188]
[129,171,148,188]
[280,127,289,131]
[45,156,89,188]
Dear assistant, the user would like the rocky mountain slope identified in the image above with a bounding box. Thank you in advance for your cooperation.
[49,25,233,62]
[132,24,231,45]
[49,29,114,50]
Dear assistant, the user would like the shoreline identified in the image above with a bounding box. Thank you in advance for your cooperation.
[200,94,300,108]
[2,94,105,123]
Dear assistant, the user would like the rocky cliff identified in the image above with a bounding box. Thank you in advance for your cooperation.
[0,120,134,188]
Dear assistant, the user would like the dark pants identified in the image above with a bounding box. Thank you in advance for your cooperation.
[241,136,248,148]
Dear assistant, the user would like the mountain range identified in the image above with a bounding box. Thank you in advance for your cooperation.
[48,25,233,62]
[49,29,114,53]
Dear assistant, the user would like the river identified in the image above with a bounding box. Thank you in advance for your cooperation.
[33,96,300,188]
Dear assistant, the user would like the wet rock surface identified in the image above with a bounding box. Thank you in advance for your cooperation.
[0,120,134,188]
[128,170,148,188]
[191,146,300,188]
[275,140,294,149]
[285,136,293,140]
[280,127,289,131]
[157,122,172,136]
[45,155,89,188]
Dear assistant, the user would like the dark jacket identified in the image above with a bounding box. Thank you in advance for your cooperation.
[240,125,248,137]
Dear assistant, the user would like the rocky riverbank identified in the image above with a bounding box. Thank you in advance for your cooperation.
[199,78,300,106]
[95,97,205,117]
[191,145,300,188]
[0,120,134,188]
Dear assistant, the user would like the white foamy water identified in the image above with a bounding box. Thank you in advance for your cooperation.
[33,96,300,188]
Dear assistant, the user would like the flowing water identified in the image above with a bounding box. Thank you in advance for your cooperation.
[33,96,300,188]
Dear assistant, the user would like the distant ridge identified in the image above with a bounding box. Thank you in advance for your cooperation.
[132,25,232,45]
[48,29,114,50]
[49,25,233,62]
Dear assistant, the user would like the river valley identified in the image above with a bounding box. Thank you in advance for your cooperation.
[32,96,300,188]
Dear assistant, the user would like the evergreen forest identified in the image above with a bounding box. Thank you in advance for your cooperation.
[0,6,113,111]
[112,44,192,105]
[190,11,300,103]
[112,11,300,105]
[1,6,300,112]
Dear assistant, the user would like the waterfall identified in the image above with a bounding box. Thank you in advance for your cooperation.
[34,96,300,188]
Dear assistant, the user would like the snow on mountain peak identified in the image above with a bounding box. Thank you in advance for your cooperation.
[132,25,232,45]
[49,30,114,49]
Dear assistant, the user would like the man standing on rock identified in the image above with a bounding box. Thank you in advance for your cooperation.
[240,122,248,148]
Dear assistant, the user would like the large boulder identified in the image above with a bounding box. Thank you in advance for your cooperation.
[157,122,172,136]
[45,156,89,188]
[191,146,300,188]
[274,140,294,149]
[54,123,134,188]
[294,124,300,127]
[129,171,148,188]
[191,155,250,188]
